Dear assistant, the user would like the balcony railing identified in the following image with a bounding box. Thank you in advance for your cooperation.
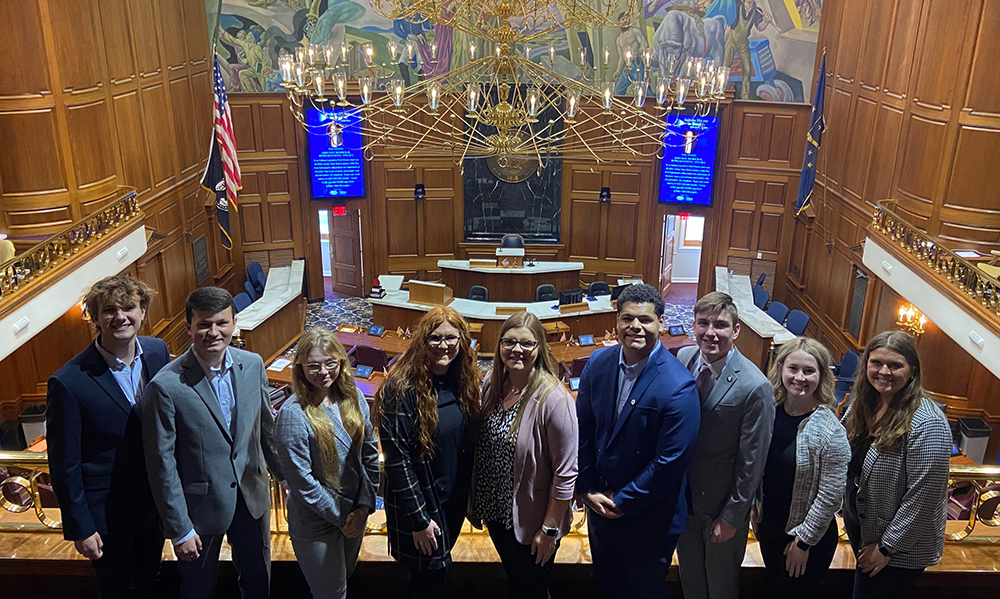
[0,187,140,306]
[3,450,998,542]
[872,200,1000,320]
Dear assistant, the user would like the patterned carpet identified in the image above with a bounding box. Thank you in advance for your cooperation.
[306,298,695,339]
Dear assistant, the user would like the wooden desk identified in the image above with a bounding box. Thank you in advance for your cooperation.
[439,260,583,303]
[241,298,306,366]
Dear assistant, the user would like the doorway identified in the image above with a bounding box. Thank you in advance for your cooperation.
[319,209,364,298]
[660,214,704,306]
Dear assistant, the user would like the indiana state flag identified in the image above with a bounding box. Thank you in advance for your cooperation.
[796,54,826,215]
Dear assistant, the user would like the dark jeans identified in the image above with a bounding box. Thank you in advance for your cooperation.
[176,490,271,599]
[486,521,557,599]
[756,518,838,598]
[91,512,164,599]
[852,565,924,599]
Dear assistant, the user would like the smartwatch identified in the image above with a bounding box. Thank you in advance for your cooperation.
[795,539,811,552]
[877,542,891,557]
[541,525,558,537]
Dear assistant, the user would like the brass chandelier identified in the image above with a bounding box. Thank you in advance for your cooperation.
[280,0,729,169]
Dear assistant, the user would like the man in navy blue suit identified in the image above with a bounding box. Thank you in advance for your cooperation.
[46,275,170,599]
[576,283,701,598]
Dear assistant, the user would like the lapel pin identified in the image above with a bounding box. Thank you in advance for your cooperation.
[727,376,733,382]
[631,399,636,405]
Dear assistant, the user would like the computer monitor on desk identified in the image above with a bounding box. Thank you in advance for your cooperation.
[558,288,583,305]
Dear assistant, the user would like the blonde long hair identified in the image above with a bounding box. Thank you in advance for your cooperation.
[846,331,924,449]
[291,329,364,487]
[483,312,560,423]
[374,306,481,460]
[768,337,836,408]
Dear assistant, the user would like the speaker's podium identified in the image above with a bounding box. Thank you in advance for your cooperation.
[496,247,524,268]
[407,280,454,306]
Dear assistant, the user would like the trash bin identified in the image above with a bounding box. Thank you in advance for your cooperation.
[18,405,46,447]
[958,417,991,464]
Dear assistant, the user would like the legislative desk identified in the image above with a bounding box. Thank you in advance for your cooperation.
[235,261,307,366]
[715,267,795,371]
[438,259,583,303]
[369,290,617,349]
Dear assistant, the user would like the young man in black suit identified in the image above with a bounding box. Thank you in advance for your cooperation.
[46,275,170,599]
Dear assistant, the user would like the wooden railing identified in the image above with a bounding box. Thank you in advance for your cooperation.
[3,450,999,541]
[871,200,1000,321]
[0,187,141,308]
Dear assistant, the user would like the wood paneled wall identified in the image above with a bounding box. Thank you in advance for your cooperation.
[0,0,222,422]
[784,0,1000,459]
[698,102,811,298]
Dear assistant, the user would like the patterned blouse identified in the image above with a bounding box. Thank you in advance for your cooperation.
[472,396,521,528]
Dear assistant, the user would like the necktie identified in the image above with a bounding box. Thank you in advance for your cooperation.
[696,363,713,403]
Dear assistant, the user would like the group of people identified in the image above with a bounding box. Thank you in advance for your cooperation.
[46,276,951,599]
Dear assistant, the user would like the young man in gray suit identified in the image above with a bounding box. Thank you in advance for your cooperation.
[142,287,284,599]
[676,291,774,599]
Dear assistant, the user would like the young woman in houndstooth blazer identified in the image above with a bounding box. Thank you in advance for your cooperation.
[842,331,951,599]
[752,337,850,597]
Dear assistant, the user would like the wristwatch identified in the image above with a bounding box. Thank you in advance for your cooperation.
[877,542,892,557]
[541,525,558,537]
[795,539,811,552]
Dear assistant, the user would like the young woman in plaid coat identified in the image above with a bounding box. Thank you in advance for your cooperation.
[374,307,481,597]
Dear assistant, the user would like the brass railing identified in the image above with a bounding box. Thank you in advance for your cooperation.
[945,464,1000,542]
[3,450,997,542]
[872,200,1000,318]
[0,187,140,304]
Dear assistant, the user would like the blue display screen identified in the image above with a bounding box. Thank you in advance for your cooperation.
[657,115,719,206]
[307,108,365,199]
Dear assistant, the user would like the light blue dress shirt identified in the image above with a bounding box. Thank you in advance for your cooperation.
[94,338,145,409]
[616,341,662,416]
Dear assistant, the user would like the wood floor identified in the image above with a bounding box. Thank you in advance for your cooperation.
[2,516,997,598]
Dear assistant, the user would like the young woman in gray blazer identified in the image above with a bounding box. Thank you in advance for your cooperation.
[753,337,850,597]
[470,312,578,599]
[843,331,951,599]
[274,329,380,599]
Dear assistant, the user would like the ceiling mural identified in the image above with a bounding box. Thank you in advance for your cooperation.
[213,0,821,102]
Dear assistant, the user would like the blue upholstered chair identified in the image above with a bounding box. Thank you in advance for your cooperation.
[765,301,789,325]
[786,310,810,336]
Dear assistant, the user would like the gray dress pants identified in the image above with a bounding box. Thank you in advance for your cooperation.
[677,512,750,599]
[291,528,364,599]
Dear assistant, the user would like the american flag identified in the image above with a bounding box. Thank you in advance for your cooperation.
[201,57,241,249]
[212,57,241,206]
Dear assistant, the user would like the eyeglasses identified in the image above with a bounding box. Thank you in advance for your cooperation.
[426,334,461,347]
[304,360,339,374]
[500,338,538,351]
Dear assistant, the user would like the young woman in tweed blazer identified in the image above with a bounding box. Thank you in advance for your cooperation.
[843,331,951,599]
[752,337,850,596]
[374,307,481,598]
[273,329,380,599]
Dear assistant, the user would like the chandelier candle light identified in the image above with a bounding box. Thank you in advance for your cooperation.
[279,0,730,169]
[896,304,927,338]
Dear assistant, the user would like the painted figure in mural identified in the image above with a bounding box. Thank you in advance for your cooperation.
[722,0,773,99]
[613,16,650,95]
[221,29,271,92]
[651,9,726,82]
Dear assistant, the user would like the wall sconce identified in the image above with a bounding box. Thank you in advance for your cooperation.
[896,303,927,338]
